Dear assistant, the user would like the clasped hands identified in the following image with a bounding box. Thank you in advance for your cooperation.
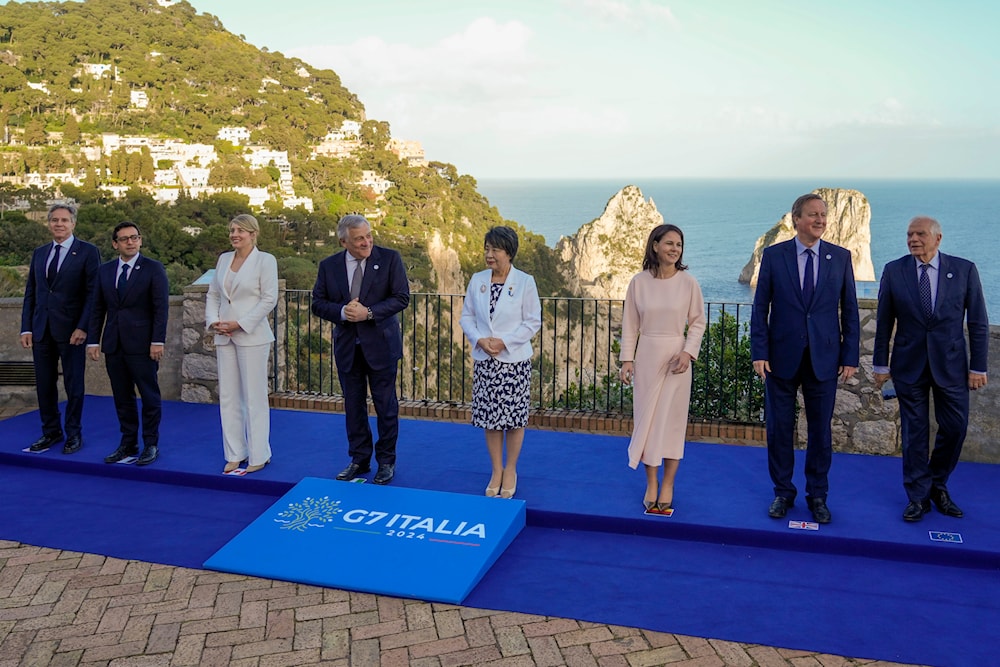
[210,320,242,337]
[477,336,506,357]
[343,298,370,323]
[619,352,693,385]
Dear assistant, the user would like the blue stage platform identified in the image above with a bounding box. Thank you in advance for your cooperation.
[2,396,999,667]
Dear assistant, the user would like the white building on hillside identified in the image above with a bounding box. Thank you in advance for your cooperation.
[359,170,393,196]
[217,127,251,145]
[130,90,149,109]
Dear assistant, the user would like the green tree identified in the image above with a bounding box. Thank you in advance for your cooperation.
[63,115,80,144]
[23,117,46,145]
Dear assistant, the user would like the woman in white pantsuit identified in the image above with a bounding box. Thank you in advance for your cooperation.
[206,214,278,474]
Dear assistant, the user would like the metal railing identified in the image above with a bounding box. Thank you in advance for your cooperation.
[277,291,764,424]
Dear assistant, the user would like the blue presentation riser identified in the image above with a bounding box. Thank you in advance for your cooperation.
[204,477,525,604]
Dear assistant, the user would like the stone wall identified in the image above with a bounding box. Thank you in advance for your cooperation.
[0,296,184,410]
[2,292,998,463]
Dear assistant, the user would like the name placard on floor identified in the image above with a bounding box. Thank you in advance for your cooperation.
[204,477,525,603]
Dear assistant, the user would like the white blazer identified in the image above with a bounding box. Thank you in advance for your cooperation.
[205,247,279,347]
[460,266,542,363]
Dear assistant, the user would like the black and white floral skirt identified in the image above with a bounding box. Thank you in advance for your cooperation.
[471,358,532,430]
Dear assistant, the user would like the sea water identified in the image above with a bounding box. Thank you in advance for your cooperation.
[478,178,1000,321]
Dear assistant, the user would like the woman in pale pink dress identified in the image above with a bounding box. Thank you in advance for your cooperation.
[619,224,706,512]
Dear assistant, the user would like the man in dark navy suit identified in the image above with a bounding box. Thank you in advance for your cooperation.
[312,214,410,484]
[20,203,100,454]
[87,222,169,466]
[751,193,860,524]
[874,216,988,522]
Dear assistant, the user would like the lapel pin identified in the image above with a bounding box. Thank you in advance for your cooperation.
[374,264,379,270]
[946,273,953,279]
[480,284,487,293]
[825,254,832,260]
[507,286,514,297]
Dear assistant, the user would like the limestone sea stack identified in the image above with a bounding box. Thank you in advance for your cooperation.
[738,188,875,287]
[555,185,663,300]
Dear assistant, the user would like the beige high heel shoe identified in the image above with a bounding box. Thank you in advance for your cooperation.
[245,459,270,474]
[223,460,242,473]
[500,473,517,499]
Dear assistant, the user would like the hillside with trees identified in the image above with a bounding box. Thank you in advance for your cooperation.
[0,0,566,295]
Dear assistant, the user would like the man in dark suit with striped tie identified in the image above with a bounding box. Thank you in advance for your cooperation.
[88,222,169,466]
[874,216,989,522]
[20,203,100,454]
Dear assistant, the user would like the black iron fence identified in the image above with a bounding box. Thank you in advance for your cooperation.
[278,291,764,424]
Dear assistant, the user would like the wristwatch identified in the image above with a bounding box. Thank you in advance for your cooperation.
[366,307,374,321]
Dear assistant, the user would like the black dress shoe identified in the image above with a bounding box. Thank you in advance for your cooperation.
[903,499,931,522]
[62,435,83,455]
[808,497,832,524]
[768,496,793,519]
[135,445,159,466]
[930,488,964,518]
[28,434,63,452]
[104,444,139,463]
[373,463,395,485]
[336,462,370,481]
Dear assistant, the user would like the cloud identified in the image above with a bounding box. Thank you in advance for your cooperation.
[288,17,537,104]
[560,0,679,29]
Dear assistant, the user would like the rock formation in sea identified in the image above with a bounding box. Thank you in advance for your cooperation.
[554,185,664,300]
[738,188,876,287]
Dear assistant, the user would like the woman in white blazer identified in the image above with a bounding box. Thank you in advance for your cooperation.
[205,214,279,474]
[460,226,542,499]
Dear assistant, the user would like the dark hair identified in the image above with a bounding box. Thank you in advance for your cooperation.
[484,226,519,260]
[791,193,824,219]
[642,224,687,274]
[112,221,141,242]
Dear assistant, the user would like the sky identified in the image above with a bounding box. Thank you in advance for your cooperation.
[98,1,1000,178]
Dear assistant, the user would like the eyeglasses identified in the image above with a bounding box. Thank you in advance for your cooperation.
[115,234,141,243]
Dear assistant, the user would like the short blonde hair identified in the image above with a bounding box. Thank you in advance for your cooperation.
[230,213,260,243]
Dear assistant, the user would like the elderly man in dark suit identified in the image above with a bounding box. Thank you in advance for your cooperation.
[751,193,860,524]
[20,203,101,454]
[87,222,169,466]
[312,214,410,485]
[874,216,988,522]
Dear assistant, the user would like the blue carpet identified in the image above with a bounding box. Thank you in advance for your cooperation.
[2,396,999,666]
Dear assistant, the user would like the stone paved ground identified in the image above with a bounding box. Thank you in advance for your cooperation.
[0,407,925,667]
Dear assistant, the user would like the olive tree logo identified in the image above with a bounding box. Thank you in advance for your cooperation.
[274,496,342,531]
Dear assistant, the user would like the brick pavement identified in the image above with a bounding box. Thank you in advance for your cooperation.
[0,540,925,667]
[0,407,924,666]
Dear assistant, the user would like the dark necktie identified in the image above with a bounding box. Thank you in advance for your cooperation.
[802,248,815,305]
[350,260,363,300]
[47,244,61,284]
[117,263,130,299]
[919,263,932,317]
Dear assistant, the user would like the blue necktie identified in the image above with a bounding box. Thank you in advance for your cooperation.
[47,244,61,284]
[117,263,130,300]
[919,263,932,317]
[802,248,815,305]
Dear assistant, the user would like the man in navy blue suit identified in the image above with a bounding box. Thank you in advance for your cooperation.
[312,214,410,485]
[751,193,860,524]
[873,216,988,522]
[20,203,100,455]
[87,222,169,466]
